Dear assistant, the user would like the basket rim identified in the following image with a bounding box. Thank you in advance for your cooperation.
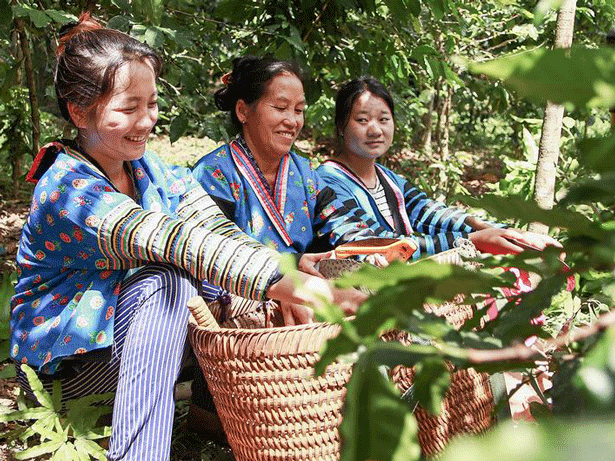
[187,316,342,334]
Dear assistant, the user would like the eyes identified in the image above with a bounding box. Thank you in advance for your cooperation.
[355,116,391,124]
[273,105,304,115]
[119,100,158,114]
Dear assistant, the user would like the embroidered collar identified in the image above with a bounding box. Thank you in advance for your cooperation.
[230,138,294,246]
[323,159,413,234]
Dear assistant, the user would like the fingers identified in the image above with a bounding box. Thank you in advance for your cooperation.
[365,253,388,267]
[298,253,332,278]
[278,301,314,326]
[279,301,296,326]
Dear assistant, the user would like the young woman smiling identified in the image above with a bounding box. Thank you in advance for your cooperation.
[10,15,365,460]
[317,76,560,257]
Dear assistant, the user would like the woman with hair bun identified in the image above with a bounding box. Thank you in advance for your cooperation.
[9,15,365,460]
[192,56,396,269]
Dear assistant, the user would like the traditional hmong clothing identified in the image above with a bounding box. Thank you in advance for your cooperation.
[10,140,280,375]
[191,138,394,254]
[317,159,479,259]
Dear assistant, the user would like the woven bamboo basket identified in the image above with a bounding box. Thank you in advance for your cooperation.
[188,299,352,461]
[319,243,495,457]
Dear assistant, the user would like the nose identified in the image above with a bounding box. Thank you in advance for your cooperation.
[366,120,382,137]
[283,111,303,129]
[136,107,158,130]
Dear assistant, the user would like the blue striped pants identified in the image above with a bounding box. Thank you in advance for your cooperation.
[17,264,206,460]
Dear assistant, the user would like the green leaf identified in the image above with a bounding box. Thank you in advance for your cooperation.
[14,438,64,459]
[22,365,54,410]
[457,194,602,239]
[0,406,49,423]
[339,354,421,461]
[51,379,62,412]
[411,358,451,415]
[440,419,615,461]
[44,9,76,25]
[75,438,109,461]
[107,15,132,32]
[169,114,188,144]
[0,0,12,36]
[0,363,16,379]
[577,134,615,175]
[559,175,615,207]
[12,4,51,28]
[534,0,564,25]
[469,48,615,108]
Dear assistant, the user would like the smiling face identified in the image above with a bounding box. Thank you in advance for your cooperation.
[341,91,394,161]
[237,71,305,164]
[75,60,158,171]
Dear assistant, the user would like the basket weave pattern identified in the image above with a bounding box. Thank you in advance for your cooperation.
[383,330,494,457]
[188,321,352,461]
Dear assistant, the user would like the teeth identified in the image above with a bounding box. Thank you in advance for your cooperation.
[126,135,147,142]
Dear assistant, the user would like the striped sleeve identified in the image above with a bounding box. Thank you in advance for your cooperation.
[44,170,279,301]
[403,182,474,235]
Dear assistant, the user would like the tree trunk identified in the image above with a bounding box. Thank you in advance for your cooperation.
[529,0,577,234]
[439,85,452,161]
[16,17,41,157]
[435,79,445,154]
[421,91,434,155]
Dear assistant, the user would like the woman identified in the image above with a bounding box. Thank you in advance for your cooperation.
[191,57,396,270]
[317,76,559,258]
[9,15,365,461]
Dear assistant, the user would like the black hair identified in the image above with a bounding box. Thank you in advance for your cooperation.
[55,12,162,124]
[334,76,395,141]
[214,55,304,131]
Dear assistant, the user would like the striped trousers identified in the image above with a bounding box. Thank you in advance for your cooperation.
[17,264,205,460]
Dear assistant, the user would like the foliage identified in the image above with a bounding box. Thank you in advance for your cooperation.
[0,365,112,460]
[0,270,16,379]
[314,28,615,461]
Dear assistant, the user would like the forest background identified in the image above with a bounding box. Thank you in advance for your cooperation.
[3,0,615,460]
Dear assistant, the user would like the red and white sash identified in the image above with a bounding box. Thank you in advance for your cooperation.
[230,141,293,246]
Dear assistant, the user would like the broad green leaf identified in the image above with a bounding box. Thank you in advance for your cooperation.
[51,379,62,412]
[457,194,602,239]
[12,4,51,28]
[14,438,64,459]
[412,358,451,415]
[382,0,421,18]
[315,328,360,376]
[107,15,132,32]
[469,48,615,108]
[44,9,76,25]
[440,419,615,461]
[577,134,615,175]
[0,406,49,423]
[169,114,188,144]
[75,438,109,461]
[22,365,54,410]
[51,442,79,461]
[339,354,421,461]
[559,175,615,207]
[534,0,564,25]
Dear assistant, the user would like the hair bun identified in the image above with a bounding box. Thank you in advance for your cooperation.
[56,12,102,56]
[214,86,233,111]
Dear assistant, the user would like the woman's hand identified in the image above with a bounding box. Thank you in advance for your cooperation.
[267,272,368,322]
[297,251,333,277]
[278,301,314,325]
[469,227,561,255]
